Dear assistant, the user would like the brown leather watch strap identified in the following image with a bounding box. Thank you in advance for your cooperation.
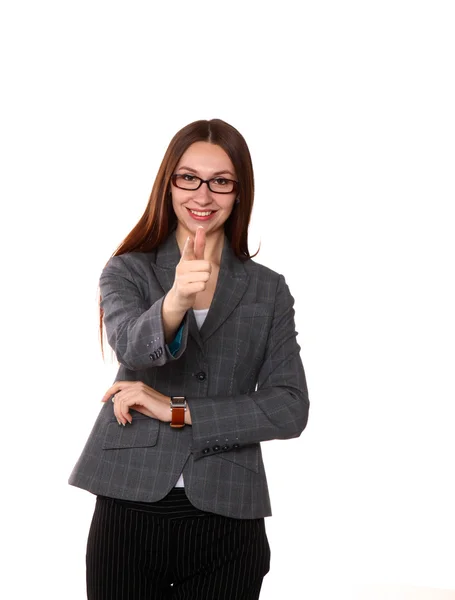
[170,396,186,429]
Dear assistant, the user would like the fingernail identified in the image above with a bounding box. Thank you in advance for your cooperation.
[117,420,121,426]
[122,423,126,427]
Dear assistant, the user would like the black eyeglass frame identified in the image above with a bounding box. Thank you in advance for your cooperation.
[171,174,239,195]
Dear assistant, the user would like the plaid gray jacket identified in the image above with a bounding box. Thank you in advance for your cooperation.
[68,231,309,519]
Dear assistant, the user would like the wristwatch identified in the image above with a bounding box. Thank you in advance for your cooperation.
[170,396,187,428]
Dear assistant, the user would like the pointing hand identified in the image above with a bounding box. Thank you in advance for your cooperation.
[170,227,211,312]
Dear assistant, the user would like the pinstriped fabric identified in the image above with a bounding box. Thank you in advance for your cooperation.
[170,516,268,599]
[113,488,209,519]
[86,491,270,600]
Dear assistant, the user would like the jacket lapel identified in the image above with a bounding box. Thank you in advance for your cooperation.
[198,239,249,342]
[151,230,249,348]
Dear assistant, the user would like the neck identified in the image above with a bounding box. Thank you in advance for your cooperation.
[175,227,225,265]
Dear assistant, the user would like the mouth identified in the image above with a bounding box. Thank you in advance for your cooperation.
[186,208,217,220]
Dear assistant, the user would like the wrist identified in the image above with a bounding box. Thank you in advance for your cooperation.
[163,292,187,343]
[170,395,187,428]
[184,403,192,425]
[164,288,189,315]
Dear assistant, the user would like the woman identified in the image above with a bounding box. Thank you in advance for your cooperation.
[69,118,310,599]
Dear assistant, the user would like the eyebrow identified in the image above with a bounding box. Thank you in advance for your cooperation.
[176,165,236,178]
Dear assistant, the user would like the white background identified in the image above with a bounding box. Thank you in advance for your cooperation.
[1,1,454,598]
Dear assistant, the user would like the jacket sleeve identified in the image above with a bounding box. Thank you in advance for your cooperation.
[100,255,189,370]
[188,274,309,459]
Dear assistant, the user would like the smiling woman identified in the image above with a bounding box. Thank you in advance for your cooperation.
[171,142,238,238]
[68,118,310,600]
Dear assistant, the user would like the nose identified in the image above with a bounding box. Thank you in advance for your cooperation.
[192,181,212,205]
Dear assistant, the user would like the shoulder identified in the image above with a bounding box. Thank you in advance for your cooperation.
[242,257,295,308]
[243,256,283,286]
[101,251,157,282]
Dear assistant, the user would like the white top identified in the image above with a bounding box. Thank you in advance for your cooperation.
[174,308,209,488]
[193,308,209,329]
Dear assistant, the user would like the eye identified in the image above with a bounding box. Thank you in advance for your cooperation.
[182,174,197,182]
[212,177,228,186]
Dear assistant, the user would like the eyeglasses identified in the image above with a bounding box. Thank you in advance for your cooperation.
[171,173,238,194]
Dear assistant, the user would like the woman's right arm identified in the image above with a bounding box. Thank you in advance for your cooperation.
[101,232,211,370]
[100,255,189,370]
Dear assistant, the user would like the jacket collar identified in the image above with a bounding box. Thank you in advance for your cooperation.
[151,230,249,346]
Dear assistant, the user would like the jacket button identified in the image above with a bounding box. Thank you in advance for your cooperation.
[196,371,206,381]
[212,445,220,452]
[222,445,230,451]
[202,448,211,454]
[233,443,240,449]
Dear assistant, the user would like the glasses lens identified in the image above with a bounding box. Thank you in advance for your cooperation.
[173,174,236,193]
[174,174,201,190]
[209,178,235,193]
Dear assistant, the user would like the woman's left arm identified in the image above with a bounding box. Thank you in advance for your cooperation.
[188,274,310,459]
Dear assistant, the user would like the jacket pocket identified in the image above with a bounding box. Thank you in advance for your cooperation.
[103,418,159,450]
[234,303,273,319]
[218,444,260,473]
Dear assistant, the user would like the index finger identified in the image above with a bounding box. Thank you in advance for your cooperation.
[101,381,132,403]
[194,227,206,260]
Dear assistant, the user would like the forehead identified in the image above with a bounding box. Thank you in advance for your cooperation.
[176,141,235,175]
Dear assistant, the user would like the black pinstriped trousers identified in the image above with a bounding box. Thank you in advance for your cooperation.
[86,489,270,599]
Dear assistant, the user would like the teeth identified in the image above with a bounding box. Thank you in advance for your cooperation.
[190,210,213,216]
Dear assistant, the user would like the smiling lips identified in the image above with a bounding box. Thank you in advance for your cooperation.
[187,207,217,221]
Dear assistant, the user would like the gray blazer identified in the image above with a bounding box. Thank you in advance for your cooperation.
[69,231,309,519]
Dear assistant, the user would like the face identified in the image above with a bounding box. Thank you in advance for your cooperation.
[171,141,237,239]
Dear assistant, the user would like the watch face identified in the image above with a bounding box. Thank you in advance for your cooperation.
[171,397,186,408]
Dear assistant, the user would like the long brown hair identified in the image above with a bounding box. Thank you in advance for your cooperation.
[100,118,258,352]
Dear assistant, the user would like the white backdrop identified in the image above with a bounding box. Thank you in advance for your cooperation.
[1,1,454,598]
